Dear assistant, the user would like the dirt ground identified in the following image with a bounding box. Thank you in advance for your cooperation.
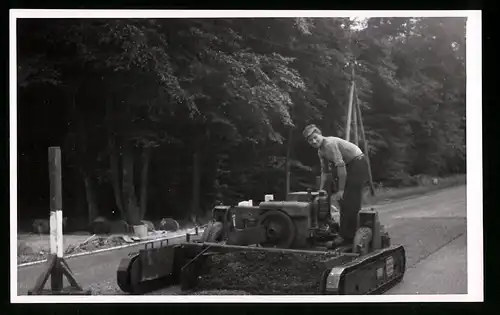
[18,233,93,252]
[17,228,197,265]
[17,233,105,265]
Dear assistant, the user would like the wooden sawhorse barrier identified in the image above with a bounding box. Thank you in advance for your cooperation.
[28,147,91,295]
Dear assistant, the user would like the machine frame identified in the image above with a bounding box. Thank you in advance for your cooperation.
[116,198,405,295]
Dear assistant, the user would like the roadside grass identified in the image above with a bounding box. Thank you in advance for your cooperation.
[363,174,466,206]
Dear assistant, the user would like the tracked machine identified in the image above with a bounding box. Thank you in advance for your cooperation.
[116,187,406,295]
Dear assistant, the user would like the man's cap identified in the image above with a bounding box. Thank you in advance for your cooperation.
[303,124,321,139]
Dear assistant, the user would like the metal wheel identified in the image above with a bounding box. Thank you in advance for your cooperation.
[257,210,296,249]
[353,227,373,255]
[116,254,140,293]
[319,269,331,294]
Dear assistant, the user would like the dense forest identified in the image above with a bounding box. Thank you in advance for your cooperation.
[17,17,466,227]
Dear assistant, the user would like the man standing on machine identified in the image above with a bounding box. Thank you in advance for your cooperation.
[303,124,369,247]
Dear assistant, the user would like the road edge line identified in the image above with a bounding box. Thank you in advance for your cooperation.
[17,227,205,268]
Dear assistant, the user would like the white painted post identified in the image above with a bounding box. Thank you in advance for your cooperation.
[48,146,64,291]
[50,209,63,258]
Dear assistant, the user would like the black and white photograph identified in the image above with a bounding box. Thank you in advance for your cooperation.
[10,10,482,302]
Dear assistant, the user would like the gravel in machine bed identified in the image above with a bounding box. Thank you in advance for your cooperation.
[187,289,252,295]
[193,250,338,295]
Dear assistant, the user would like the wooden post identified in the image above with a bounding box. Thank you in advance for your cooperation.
[352,88,359,146]
[354,89,375,196]
[345,80,355,142]
[345,65,357,142]
[49,147,64,291]
[28,147,90,295]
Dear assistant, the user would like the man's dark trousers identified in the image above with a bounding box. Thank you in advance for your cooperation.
[338,155,369,243]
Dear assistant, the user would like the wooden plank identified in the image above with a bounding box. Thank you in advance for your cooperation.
[60,259,84,291]
[29,255,56,294]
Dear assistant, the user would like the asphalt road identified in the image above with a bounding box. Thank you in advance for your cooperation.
[16,185,467,296]
[387,234,467,295]
[374,186,467,295]
[16,234,191,295]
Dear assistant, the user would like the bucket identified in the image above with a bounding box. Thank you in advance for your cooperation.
[132,224,148,238]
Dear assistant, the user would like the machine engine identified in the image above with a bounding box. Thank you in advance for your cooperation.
[206,190,345,250]
[116,190,404,295]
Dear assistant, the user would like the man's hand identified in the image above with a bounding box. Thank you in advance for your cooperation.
[332,190,344,201]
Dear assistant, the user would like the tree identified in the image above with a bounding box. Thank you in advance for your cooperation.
[16,17,467,226]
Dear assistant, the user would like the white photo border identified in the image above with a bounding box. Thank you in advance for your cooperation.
[9,9,483,303]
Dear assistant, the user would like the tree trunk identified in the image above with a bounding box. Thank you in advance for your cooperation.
[109,136,126,220]
[74,101,100,225]
[122,143,139,225]
[68,88,87,219]
[191,148,201,218]
[139,146,151,220]
[76,173,87,218]
[105,94,127,221]
[285,127,293,197]
[82,170,99,226]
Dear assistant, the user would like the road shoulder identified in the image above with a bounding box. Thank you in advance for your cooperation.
[387,233,467,295]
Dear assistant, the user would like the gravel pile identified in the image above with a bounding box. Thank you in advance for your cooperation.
[189,290,252,295]
[193,251,336,295]
[17,242,48,264]
[65,236,127,255]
